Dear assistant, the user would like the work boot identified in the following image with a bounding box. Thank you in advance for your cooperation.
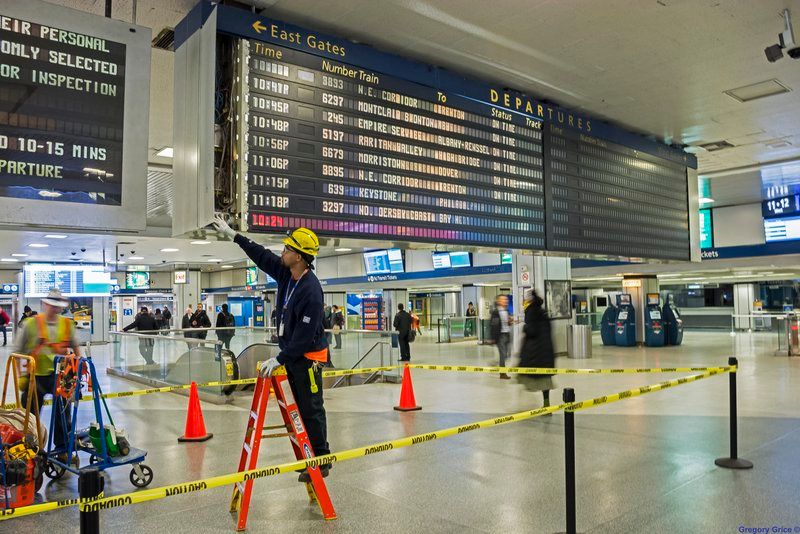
[499,373,511,379]
[298,464,330,483]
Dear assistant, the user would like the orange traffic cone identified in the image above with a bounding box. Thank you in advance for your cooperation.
[394,364,422,412]
[178,382,214,442]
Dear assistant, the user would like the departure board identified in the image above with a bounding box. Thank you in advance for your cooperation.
[239,41,546,249]
[0,14,125,205]
[543,124,690,260]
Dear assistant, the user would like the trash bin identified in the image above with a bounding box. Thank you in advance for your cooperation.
[568,324,592,359]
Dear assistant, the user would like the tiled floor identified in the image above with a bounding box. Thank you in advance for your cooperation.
[1,330,798,532]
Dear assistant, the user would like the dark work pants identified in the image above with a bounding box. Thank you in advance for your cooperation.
[286,358,330,457]
[0,324,6,345]
[399,333,411,361]
[22,373,70,450]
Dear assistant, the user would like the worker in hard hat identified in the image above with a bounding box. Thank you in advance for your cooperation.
[213,215,330,482]
[16,288,81,457]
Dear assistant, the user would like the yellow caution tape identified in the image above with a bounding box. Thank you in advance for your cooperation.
[75,403,563,514]
[0,366,399,410]
[0,492,104,519]
[565,370,722,412]
[1,366,731,520]
[407,364,736,375]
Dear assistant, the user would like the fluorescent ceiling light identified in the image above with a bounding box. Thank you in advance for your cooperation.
[11,253,28,257]
[221,265,234,269]
[160,248,179,252]
[190,240,210,245]
[699,197,715,203]
[44,234,68,239]
[38,190,62,198]
[156,147,173,158]
[1,258,19,262]
[28,243,49,248]
[335,248,352,252]
[115,260,125,265]
[207,258,222,262]
[128,256,144,260]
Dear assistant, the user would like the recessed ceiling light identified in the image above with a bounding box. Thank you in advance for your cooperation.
[1,258,18,262]
[128,256,144,260]
[44,234,68,239]
[11,254,28,257]
[207,258,222,262]
[160,248,179,252]
[190,240,210,245]
[335,248,352,252]
[221,265,234,269]
[28,243,48,248]
[156,147,174,158]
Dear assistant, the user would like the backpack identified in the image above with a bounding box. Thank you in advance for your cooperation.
[408,329,417,343]
[226,313,236,328]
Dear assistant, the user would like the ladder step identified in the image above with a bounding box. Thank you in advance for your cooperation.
[243,443,251,454]
[250,410,258,420]
[277,400,287,409]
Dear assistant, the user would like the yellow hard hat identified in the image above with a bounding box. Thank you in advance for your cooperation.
[284,227,319,257]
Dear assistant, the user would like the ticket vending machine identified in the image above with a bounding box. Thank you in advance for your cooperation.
[600,298,617,346]
[614,294,636,347]
[662,295,684,346]
[644,293,665,347]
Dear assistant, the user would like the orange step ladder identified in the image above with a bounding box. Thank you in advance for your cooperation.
[229,366,336,531]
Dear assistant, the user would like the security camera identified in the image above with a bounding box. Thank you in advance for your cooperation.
[71,251,77,256]
[130,250,135,254]
[765,9,800,62]
[119,253,125,257]
[162,260,167,263]
[80,248,86,252]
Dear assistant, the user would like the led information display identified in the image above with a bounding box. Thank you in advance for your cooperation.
[241,41,546,249]
[0,13,126,205]
[24,264,112,297]
[543,124,690,260]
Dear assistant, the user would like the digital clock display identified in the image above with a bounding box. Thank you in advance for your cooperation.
[762,195,799,218]
[0,14,126,205]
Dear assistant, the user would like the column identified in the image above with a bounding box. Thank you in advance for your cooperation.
[622,276,659,345]
[174,270,202,328]
[529,256,572,354]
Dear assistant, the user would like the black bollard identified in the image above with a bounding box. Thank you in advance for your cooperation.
[714,357,753,469]
[79,468,103,534]
[563,388,577,534]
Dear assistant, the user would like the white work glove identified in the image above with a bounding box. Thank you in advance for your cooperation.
[212,213,237,240]
[259,357,280,377]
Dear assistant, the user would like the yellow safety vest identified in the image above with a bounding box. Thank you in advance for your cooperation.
[25,314,73,376]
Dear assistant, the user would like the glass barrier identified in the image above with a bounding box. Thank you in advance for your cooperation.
[436,316,479,343]
[109,330,227,398]
[109,326,399,394]
[728,314,789,357]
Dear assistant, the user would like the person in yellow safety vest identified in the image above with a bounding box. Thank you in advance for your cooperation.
[213,215,330,483]
[16,288,80,455]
